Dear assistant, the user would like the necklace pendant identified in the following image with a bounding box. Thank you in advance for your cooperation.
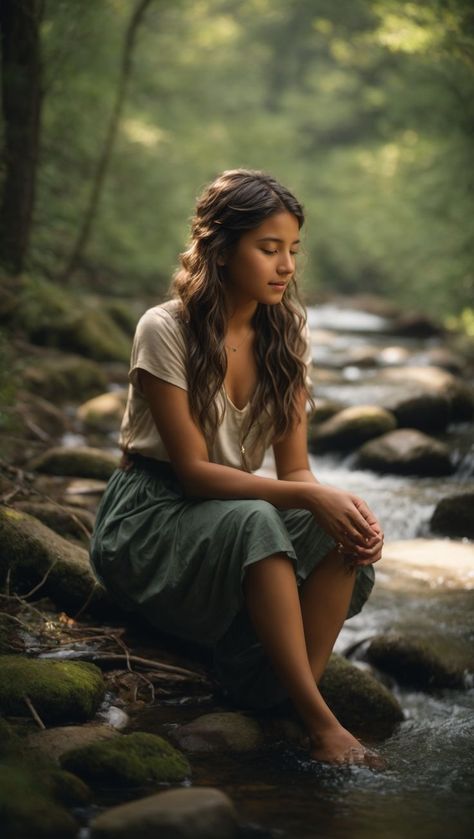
[231,347,237,352]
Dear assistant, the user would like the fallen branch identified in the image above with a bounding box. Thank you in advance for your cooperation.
[23,694,46,729]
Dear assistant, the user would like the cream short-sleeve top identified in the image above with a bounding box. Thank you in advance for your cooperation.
[120,298,312,473]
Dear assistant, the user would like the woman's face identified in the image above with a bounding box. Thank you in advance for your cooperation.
[220,211,301,309]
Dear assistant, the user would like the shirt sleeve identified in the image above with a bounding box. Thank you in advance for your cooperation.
[129,306,188,394]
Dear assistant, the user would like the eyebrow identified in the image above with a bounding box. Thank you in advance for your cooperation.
[256,237,301,245]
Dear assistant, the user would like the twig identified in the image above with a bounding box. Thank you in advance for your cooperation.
[21,559,59,599]
[44,651,207,680]
[23,694,46,729]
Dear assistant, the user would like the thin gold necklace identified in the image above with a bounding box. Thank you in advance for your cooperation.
[225,329,253,353]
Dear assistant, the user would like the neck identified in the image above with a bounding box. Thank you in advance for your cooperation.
[224,298,258,332]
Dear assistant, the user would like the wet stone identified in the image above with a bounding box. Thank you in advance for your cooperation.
[171,711,264,752]
[355,428,453,476]
[366,633,466,690]
[430,491,474,539]
[26,723,119,762]
[309,405,396,453]
[89,786,238,839]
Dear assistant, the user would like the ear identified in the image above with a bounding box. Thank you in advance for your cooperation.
[216,253,226,267]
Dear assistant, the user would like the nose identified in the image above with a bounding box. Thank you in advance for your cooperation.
[277,251,294,275]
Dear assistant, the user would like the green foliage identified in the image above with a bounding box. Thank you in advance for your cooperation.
[19,0,474,316]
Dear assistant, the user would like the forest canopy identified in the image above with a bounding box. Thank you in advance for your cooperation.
[1,0,473,319]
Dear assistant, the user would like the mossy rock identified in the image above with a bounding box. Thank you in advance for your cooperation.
[61,731,191,789]
[0,506,106,614]
[0,655,105,723]
[46,766,92,808]
[15,501,94,545]
[0,717,22,756]
[366,634,465,690]
[20,353,107,402]
[16,278,131,363]
[0,762,78,839]
[319,654,404,733]
[70,307,131,364]
[29,446,118,480]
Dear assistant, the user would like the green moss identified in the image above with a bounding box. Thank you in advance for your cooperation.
[0,762,78,839]
[0,656,105,724]
[46,767,92,807]
[320,654,404,733]
[61,731,191,789]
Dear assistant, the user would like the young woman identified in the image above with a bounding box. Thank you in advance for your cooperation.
[90,169,384,766]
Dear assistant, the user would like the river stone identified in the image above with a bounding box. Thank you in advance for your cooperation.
[0,762,79,839]
[376,366,474,422]
[0,506,107,614]
[67,307,131,363]
[355,429,453,476]
[424,347,466,375]
[29,446,119,480]
[309,405,396,453]
[311,398,345,425]
[381,390,451,433]
[171,711,264,752]
[0,655,104,724]
[14,501,94,544]
[77,390,128,432]
[21,353,107,402]
[26,723,119,762]
[60,731,190,789]
[90,787,238,839]
[366,634,465,690]
[319,653,404,731]
[430,492,474,539]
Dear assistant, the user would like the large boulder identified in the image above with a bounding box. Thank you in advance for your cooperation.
[77,390,128,432]
[355,429,453,476]
[172,711,264,753]
[0,506,107,614]
[0,655,104,724]
[14,501,94,545]
[90,787,238,839]
[61,732,190,789]
[29,446,118,480]
[319,654,403,732]
[309,405,396,453]
[430,492,474,539]
[366,634,466,690]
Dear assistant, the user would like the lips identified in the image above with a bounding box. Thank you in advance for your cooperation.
[269,282,286,288]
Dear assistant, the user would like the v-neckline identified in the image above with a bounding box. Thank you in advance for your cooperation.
[223,388,251,413]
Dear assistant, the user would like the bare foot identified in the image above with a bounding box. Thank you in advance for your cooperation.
[309,725,384,768]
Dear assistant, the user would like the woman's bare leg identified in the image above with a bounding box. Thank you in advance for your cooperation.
[242,552,366,764]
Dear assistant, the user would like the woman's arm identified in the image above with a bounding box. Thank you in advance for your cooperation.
[140,370,382,561]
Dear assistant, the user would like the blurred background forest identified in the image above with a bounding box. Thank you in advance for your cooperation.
[0,0,473,332]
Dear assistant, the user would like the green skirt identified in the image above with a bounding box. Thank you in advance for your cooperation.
[90,456,375,710]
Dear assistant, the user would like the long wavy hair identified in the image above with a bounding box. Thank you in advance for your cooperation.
[170,168,312,461]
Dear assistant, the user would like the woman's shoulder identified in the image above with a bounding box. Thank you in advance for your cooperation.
[133,298,187,353]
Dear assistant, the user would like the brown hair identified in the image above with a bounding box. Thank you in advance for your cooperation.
[171,168,312,463]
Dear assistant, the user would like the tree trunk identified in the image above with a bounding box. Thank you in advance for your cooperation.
[0,0,43,276]
[60,0,153,284]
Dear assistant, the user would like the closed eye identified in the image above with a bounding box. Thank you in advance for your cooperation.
[262,249,299,256]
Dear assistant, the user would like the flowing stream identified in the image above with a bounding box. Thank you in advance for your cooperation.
[79,303,474,838]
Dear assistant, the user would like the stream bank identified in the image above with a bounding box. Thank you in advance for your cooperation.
[1,294,473,838]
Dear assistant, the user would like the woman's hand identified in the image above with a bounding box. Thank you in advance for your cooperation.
[306,485,384,565]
